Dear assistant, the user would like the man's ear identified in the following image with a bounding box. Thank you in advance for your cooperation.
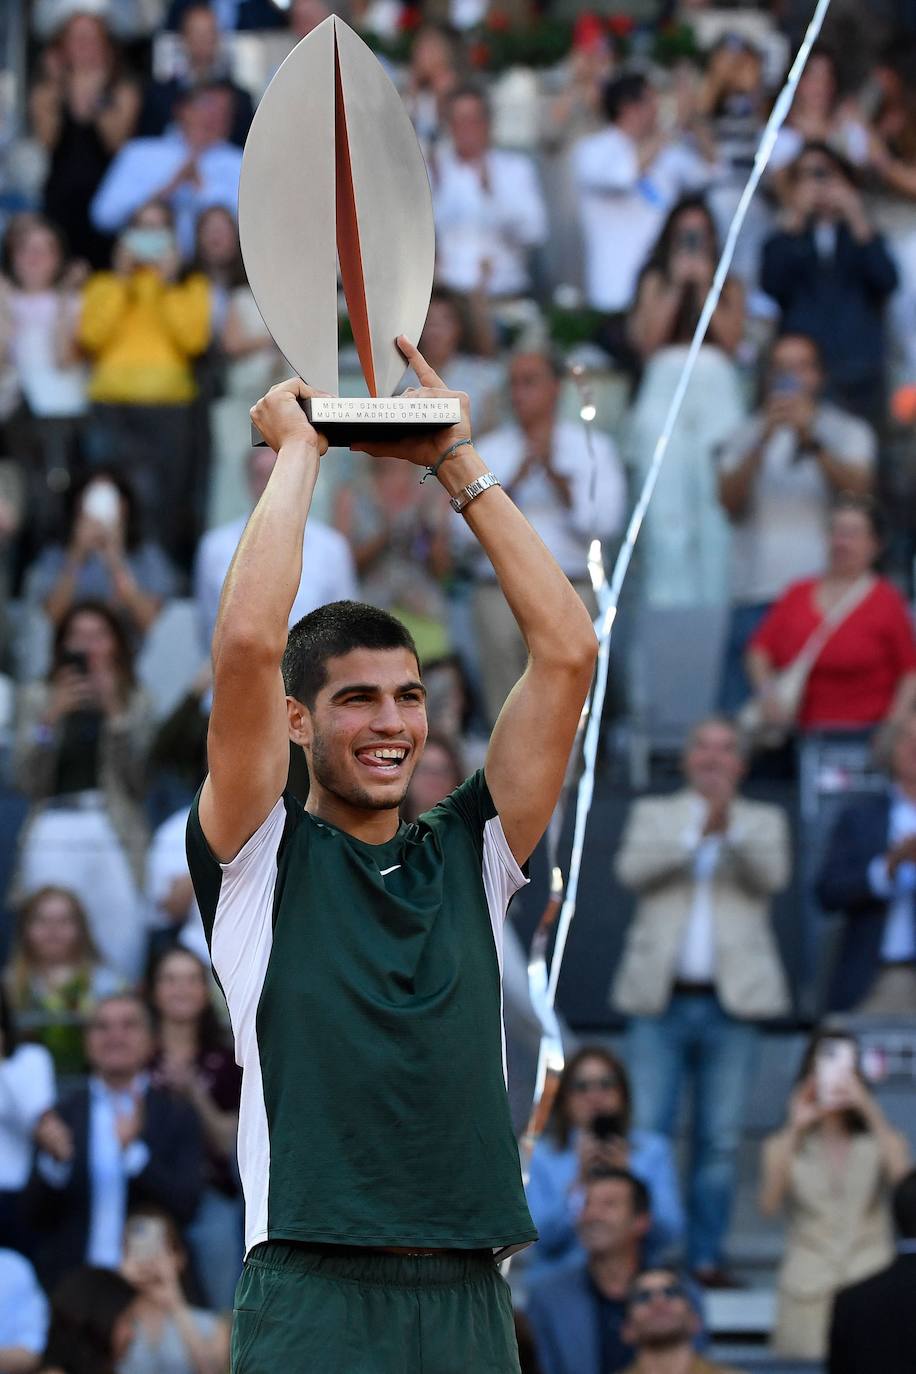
[287,696,312,749]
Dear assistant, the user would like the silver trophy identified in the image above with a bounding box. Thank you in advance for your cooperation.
[240,15,461,444]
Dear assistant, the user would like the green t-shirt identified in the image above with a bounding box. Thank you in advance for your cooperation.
[186,769,537,1258]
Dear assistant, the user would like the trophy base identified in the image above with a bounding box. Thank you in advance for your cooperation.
[251,395,462,448]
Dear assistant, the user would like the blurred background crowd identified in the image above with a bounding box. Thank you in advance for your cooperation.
[2,0,916,1370]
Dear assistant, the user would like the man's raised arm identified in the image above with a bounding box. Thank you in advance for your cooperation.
[198,381,328,863]
[354,339,598,865]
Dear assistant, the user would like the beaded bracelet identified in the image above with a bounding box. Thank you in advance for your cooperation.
[420,436,474,483]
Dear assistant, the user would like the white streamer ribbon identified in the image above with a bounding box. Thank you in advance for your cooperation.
[521,0,834,1171]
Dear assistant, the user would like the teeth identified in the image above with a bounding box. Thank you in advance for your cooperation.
[368,749,406,761]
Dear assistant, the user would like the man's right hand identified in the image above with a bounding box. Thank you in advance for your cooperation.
[250,378,330,457]
[887,834,916,879]
[35,1109,74,1163]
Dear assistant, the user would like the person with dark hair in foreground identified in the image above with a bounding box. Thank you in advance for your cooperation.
[828,1167,916,1374]
[40,1266,138,1374]
[185,341,598,1372]
[619,1267,739,1374]
[526,1170,652,1374]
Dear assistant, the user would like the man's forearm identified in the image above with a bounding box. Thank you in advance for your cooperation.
[437,446,595,659]
[212,439,319,664]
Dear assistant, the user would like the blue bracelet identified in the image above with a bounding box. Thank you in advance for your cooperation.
[421,437,474,483]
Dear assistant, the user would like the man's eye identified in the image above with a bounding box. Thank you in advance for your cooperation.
[401,693,423,703]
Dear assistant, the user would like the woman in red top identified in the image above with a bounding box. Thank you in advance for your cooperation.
[746,495,916,731]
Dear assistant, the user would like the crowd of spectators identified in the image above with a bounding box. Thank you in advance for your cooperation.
[2,0,916,1371]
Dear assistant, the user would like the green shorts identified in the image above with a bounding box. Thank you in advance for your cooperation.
[231,1243,522,1374]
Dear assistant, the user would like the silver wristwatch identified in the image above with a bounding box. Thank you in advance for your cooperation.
[450,471,501,514]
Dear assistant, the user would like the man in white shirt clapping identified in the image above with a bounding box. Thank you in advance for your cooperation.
[455,348,625,725]
[431,86,548,301]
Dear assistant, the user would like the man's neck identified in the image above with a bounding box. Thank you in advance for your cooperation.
[97,1070,140,1094]
[632,1344,695,1374]
[520,416,555,450]
[895,779,916,805]
[588,1247,639,1300]
[305,790,401,845]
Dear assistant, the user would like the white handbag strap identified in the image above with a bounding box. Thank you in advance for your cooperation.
[792,574,874,677]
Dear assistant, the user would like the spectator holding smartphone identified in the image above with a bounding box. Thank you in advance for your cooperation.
[525,1047,683,1281]
[12,601,154,980]
[119,1205,230,1371]
[761,143,898,427]
[759,1029,910,1360]
[24,469,177,643]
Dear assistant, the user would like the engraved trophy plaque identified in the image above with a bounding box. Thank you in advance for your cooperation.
[239,15,461,445]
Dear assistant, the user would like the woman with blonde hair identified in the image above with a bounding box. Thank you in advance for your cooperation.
[6,884,123,1076]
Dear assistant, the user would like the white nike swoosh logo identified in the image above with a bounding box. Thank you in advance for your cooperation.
[379,865,401,876]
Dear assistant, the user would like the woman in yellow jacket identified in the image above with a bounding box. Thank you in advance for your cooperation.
[79,199,211,566]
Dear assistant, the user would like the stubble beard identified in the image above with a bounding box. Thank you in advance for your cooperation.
[310,732,414,813]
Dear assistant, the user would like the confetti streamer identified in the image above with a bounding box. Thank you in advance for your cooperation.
[519,0,835,1182]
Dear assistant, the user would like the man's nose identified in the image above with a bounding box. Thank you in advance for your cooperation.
[369,696,406,734]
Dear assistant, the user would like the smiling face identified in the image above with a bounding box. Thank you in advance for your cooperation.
[623,1269,697,1351]
[289,647,428,815]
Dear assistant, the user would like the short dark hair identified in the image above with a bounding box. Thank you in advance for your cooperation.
[893,1168,916,1239]
[831,491,887,546]
[282,601,420,709]
[584,1166,651,1217]
[792,139,859,187]
[603,73,649,125]
[447,83,490,118]
[44,1266,138,1374]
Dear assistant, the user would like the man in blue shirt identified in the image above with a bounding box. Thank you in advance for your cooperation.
[91,83,243,258]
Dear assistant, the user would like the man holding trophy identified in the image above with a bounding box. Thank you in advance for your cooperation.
[186,17,598,1372]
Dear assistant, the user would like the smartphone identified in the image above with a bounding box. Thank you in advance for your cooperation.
[771,371,802,398]
[82,479,121,528]
[814,1037,857,1109]
[591,1111,627,1142]
[124,1215,168,1264]
[59,649,89,676]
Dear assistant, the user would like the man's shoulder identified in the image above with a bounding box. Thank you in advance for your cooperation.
[732,794,787,826]
[528,1258,592,1309]
[817,401,876,452]
[628,790,692,822]
[577,125,626,155]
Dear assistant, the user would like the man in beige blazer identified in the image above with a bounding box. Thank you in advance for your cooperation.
[612,716,790,1287]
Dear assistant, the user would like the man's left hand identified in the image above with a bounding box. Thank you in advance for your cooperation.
[350,338,471,469]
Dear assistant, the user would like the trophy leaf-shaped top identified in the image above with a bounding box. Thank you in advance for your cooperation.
[238,16,436,400]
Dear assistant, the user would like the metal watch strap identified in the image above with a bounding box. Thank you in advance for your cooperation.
[450,471,501,514]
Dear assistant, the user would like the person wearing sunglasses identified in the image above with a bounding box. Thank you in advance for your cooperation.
[619,1268,739,1374]
[525,1046,683,1282]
